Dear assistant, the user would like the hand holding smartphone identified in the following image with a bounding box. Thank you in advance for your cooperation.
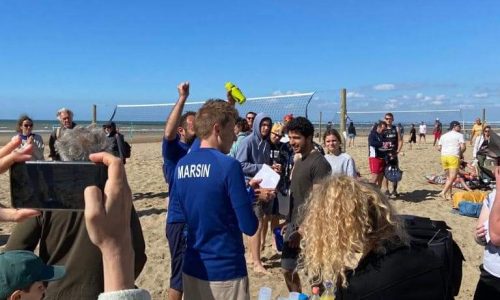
[10,161,108,210]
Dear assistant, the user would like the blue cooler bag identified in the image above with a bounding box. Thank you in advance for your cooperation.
[458,201,482,218]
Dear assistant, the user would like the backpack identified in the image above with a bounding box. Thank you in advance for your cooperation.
[122,141,131,158]
[115,134,131,160]
[400,215,464,299]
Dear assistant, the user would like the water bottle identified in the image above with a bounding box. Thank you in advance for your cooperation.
[310,286,321,300]
[288,292,301,300]
[320,281,335,300]
[225,82,246,104]
[273,227,284,251]
[258,287,272,300]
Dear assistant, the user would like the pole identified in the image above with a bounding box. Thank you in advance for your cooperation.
[340,88,347,152]
[319,111,322,144]
[92,104,97,124]
[482,108,486,124]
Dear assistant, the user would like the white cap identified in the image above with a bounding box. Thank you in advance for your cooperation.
[436,117,439,121]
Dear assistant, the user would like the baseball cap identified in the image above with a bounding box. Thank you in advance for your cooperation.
[449,121,461,130]
[0,250,65,299]
[283,114,294,122]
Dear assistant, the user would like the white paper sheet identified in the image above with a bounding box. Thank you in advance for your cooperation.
[253,164,280,189]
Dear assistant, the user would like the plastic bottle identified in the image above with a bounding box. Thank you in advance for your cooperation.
[310,286,321,300]
[273,227,284,251]
[258,287,272,300]
[225,82,246,104]
[320,281,335,300]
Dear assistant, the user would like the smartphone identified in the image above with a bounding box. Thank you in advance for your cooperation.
[10,161,108,210]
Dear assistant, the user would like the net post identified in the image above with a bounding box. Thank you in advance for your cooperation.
[92,104,97,124]
[340,88,347,152]
[482,108,486,124]
[319,111,323,143]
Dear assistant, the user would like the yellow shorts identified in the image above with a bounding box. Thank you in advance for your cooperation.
[441,155,460,170]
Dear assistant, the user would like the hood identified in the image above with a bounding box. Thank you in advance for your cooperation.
[252,112,272,140]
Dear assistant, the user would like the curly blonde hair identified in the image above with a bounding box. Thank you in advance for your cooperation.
[299,176,407,288]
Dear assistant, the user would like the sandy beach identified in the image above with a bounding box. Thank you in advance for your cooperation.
[0,137,485,299]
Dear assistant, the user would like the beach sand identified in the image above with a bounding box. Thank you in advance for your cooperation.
[0,137,484,299]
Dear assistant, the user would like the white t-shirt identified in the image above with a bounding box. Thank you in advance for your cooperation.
[439,131,464,157]
[483,190,500,278]
[324,153,357,177]
[419,124,427,134]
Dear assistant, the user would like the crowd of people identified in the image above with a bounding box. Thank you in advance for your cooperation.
[0,82,499,299]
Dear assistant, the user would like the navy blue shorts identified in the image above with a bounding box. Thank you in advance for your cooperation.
[166,222,186,292]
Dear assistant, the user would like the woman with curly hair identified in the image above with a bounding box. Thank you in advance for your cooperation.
[299,176,448,299]
[13,115,45,160]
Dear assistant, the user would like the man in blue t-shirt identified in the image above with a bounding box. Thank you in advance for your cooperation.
[172,100,274,300]
[162,82,196,300]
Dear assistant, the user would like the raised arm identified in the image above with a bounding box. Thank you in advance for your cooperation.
[164,82,190,141]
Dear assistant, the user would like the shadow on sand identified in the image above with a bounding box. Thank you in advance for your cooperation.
[133,192,168,201]
[394,189,441,203]
[137,207,167,217]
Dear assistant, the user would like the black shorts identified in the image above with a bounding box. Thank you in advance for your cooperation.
[166,222,186,291]
[474,264,500,299]
[419,133,425,137]
[281,242,300,271]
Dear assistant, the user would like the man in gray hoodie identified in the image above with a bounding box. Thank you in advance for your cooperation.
[235,112,273,273]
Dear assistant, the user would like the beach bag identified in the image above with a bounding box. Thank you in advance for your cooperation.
[384,165,403,183]
[400,215,464,299]
[122,141,131,158]
[452,190,488,209]
[458,201,482,218]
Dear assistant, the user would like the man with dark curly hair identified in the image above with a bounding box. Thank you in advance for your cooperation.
[280,116,331,292]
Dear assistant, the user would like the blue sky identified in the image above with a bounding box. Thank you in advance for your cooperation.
[0,0,499,121]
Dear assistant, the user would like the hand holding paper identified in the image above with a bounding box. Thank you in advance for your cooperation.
[253,164,280,189]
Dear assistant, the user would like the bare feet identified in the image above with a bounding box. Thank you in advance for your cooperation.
[253,264,270,275]
[438,192,451,201]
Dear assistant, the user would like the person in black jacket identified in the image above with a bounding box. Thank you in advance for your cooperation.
[368,121,388,188]
[299,176,448,300]
[103,121,130,164]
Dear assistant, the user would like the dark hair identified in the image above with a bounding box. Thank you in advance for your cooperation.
[16,114,33,133]
[323,128,342,146]
[180,111,196,129]
[235,117,250,132]
[378,120,387,128]
[246,111,256,118]
[385,112,394,119]
[286,116,314,138]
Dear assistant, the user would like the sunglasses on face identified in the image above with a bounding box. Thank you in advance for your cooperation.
[23,124,33,128]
